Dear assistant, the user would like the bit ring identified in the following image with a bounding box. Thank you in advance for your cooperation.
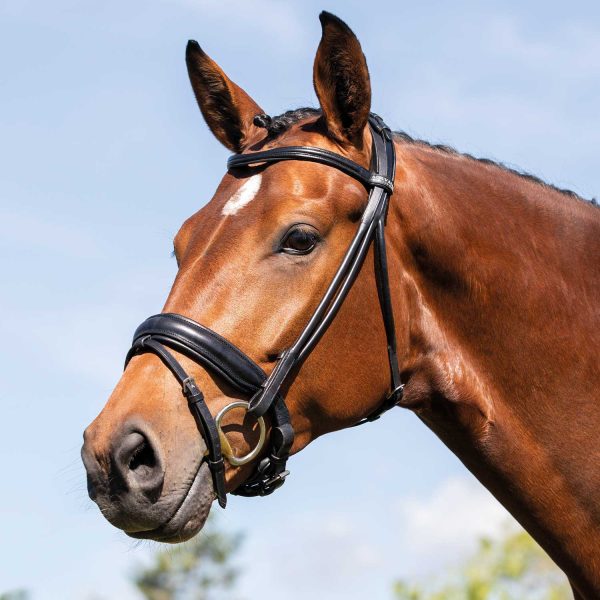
[215,401,266,466]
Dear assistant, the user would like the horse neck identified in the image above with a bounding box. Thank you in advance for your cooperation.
[390,142,600,595]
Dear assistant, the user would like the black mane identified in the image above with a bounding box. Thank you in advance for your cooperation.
[392,130,597,205]
[253,107,597,208]
[253,108,321,137]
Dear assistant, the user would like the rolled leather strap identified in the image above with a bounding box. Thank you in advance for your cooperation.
[238,114,402,422]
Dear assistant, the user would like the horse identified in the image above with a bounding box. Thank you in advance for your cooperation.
[81,11,600,598]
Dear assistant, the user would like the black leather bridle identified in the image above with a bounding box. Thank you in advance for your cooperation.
[125,113,403,508]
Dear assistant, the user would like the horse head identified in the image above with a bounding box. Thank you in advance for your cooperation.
[81,12,406,542]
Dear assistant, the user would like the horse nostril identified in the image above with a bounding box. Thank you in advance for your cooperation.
[115,431,164,501]
[128,438,156,475]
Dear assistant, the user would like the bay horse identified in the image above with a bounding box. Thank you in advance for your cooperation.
[81,12,600,598]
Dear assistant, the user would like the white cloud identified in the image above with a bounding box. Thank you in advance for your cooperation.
[234,475,515,600]
[393,475,512,576]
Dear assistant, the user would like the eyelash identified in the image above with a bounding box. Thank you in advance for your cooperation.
[171,248,180,267]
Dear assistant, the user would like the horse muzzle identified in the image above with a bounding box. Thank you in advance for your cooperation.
[81,412,216,542]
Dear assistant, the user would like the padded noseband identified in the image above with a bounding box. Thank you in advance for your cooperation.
[128,313,266,393]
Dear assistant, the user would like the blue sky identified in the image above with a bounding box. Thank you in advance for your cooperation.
[1,1,598,598]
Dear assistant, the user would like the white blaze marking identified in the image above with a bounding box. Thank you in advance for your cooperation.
[221,174,262,216]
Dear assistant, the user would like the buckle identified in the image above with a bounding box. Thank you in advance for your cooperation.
[234,457,291,497]
[387,384,404,404]
[260,470,290,495]
[181,376,195,393]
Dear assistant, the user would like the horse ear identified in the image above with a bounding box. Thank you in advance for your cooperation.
[186,41,264,152]
[313,12,371,148]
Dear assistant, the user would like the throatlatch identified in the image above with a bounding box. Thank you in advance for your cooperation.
[125,113,402,508]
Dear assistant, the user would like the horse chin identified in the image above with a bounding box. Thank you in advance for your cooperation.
[127,461,214,543]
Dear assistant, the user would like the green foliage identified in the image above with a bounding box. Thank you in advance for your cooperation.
[0,592,29,600]
[393,528,571,600]
[134,516,242,600]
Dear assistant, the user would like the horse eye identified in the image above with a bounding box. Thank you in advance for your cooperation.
[280,226,320,255]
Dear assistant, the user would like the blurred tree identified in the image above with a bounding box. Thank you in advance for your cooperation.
[134,516,242,600]
[393,528,571,600]
[0,592,29,600]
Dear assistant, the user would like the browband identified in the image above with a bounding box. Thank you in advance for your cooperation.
[228,146,394,194]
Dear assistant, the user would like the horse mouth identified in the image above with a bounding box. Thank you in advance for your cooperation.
[127,461,214,543]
